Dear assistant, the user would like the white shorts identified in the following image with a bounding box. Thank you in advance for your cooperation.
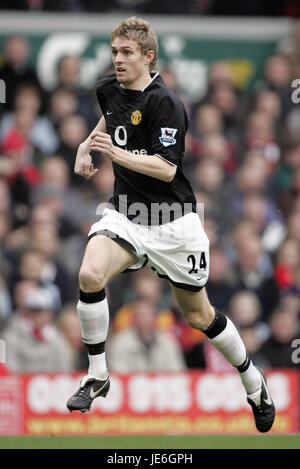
[88,208,210,292]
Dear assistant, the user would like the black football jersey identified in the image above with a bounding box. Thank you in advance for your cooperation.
[96,72,197,225]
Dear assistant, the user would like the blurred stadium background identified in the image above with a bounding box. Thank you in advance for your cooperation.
[0,0,300,448]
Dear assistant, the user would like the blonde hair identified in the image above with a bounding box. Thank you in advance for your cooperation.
[111,16,159,71]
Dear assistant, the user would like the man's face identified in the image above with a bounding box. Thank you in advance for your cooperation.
[111,37,150,89]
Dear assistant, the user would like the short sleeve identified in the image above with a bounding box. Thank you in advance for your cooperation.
[96,85,108,116]
[147,94,188,166]
[95,74,116,116]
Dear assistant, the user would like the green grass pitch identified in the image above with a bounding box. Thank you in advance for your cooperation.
[0,434,299,449]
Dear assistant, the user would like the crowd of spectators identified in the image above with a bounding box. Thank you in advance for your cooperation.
[0,22,300,374]
[0,0,300,17]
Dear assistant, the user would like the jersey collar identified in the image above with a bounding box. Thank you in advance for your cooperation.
[119,71,160,95]
[141,71,159,92]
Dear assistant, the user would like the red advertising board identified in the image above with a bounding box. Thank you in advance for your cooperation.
[0,370,299,435]
[0,375,24,435]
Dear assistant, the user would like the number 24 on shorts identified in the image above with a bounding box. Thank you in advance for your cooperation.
[187,253,207,274]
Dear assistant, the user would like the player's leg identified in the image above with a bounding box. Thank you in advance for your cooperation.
[78,234,136,376]
[67,235,137,412]
[170,284,261,388]
[170,284,275,432]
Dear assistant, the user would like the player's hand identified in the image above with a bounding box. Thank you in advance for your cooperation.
[74,147,99,180]
[90,131,116,161]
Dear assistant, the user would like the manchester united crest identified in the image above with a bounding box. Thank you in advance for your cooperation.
[131,110,142,125]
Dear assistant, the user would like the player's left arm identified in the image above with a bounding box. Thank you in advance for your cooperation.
[89,133,176,182]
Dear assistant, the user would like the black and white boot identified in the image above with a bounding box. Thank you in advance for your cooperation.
[67,374,110,413]
[247,367,275,433]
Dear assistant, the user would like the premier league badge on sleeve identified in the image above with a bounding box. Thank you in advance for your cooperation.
[159,127,178,147]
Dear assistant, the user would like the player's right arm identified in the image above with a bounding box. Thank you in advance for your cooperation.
[74,115,106,180]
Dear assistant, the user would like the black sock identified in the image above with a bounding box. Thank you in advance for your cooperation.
[203,309,227,339]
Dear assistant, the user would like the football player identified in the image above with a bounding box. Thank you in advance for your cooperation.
[67,16,275,433]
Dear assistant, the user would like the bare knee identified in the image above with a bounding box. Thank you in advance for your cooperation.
[184,305,215,331]
[79,266,106,292]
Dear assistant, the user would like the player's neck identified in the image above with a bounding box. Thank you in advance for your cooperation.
[122,71,152,91]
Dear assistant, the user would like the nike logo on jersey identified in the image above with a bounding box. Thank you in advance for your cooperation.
[106,111,112,115]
